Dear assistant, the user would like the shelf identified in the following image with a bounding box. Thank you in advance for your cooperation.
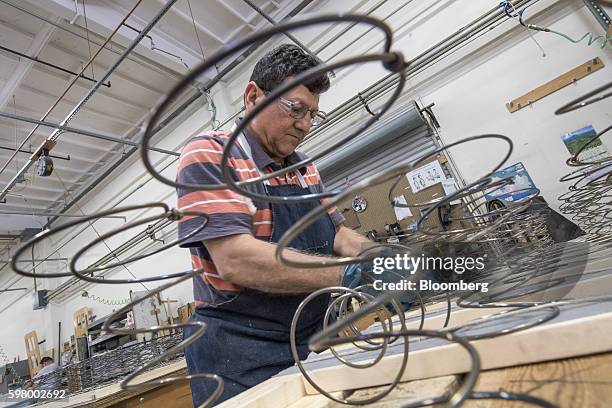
[89,333,120,347]
[87,312,128,330]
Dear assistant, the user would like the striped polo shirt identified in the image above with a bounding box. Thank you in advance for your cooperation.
[176,121,344,307]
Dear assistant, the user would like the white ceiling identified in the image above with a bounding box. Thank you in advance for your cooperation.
[0,0,306,253]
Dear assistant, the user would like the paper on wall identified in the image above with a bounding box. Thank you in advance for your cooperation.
[561,125,610,162]
[406,160,446,193]
[484,162,537,203]
[442,178,461,205]
[393,195,412,221]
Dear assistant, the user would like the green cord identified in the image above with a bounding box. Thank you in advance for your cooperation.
[548,29,612,49]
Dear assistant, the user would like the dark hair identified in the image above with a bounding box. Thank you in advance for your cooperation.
[40,356,53,365]
[250,44,330,94]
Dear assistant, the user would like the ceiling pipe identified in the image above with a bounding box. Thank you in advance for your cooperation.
[0,258,68,264]
[0,210,126,220]
[0,144,70,161]
[0,44,111,87]
[0,111,179,157]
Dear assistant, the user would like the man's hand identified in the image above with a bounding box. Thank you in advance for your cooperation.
[333,225,372,257]
[340,251,418,310]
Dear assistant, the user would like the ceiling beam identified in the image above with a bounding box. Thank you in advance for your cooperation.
[0,107,128,152]
[0,160,87,181]
[0,124,111,154]
[3,0,183,81]
[223,0,285,43]
[0,15,166,96]
[106,0,211,69]
[0,143,103,166]
[0,178,66,194]
[0,107,179,158]
[153,0,226,46]
[0,15,60,111]
[16,85,144,127]
[216,0,250,24]
[28,0,197,74]
[1,195,58,210]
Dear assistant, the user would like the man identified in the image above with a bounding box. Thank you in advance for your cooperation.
[32,357,60,392]
[177,44,378,406]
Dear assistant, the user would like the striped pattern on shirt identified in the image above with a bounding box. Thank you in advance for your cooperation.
[176,129,344,306]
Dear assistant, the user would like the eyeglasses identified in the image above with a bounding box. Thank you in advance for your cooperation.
[274,96,327,127]
[277,97,327,127]
[257,86,327,126]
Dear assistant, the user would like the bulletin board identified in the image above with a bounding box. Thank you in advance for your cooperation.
[130,291,169,341]
[74,307,90,338]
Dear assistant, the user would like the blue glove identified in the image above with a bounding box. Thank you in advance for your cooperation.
[340,259,417,311]
[340,246,395,289]
[341,263,363,289]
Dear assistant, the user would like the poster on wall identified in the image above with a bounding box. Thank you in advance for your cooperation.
[405,160,446,193]
[485,162,537,202]
[561,125,609,162]
[442,178,461,205]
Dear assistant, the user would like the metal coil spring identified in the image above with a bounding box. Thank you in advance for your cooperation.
[557,148,611,242]
[0,343,27,387]
[11,203,221,406]
[556,79,612,243]
[81,291,130,306]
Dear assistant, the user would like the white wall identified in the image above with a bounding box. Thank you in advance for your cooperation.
[0,293,47,363]
[414,3,612,212]
[298,0,611,213]
[1,0,610,361]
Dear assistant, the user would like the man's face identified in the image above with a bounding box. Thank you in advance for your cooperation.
[244,81,320,163]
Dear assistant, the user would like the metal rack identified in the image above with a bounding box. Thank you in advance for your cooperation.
[87,311,135,358]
